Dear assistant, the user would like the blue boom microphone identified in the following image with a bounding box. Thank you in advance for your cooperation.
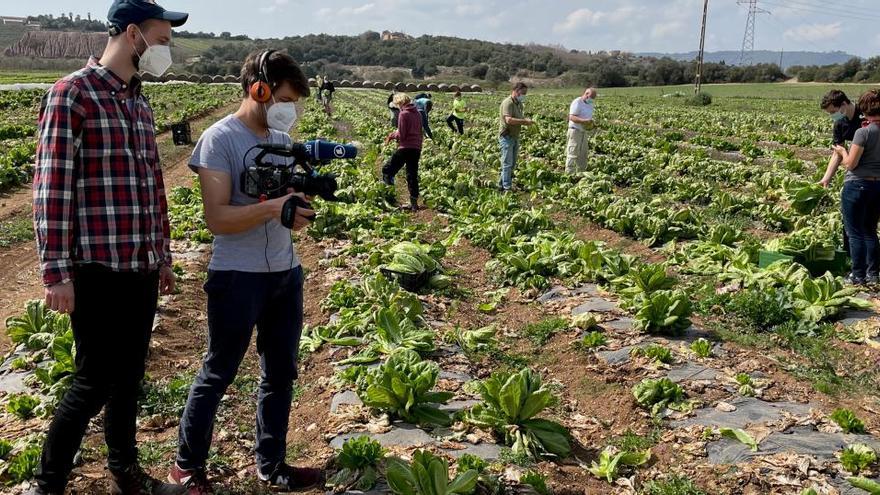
[302,139,358,161]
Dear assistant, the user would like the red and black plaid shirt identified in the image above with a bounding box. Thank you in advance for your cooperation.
[33,57,171,287]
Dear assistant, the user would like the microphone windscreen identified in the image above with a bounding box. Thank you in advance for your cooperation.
[304,140,359,160]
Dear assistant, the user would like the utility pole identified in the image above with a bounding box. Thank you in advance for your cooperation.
[738,0,769,66]
[779,47,784,68]
[695,0,709,94]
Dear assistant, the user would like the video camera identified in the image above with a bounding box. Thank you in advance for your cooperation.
[241,139,358,228]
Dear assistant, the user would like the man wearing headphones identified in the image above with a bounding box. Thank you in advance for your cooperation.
[30,1,187,494]
[168,50,320,493]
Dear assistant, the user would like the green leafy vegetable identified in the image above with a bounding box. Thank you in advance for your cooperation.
[360,349,452,426]
[632,378,685,415]
[719,428,758,452]
[326,436,386,491]
[841,443,877,474]
[386,450,478,495]
[831,408,867,434]
[465,368,570,459]
[690,338,712,358]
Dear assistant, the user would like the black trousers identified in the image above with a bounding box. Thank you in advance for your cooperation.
[37,264,159,492]
[382,148,421,200]
[177,268,303,475]
[446,115,464,134]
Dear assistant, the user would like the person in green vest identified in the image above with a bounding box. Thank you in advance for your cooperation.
[446,91,466,135]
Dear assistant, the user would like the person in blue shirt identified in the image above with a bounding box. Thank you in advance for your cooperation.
[413,93,434,140]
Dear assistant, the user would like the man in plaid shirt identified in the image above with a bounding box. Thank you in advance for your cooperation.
[30,1,188,494]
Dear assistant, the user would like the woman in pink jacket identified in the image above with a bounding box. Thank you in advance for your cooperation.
[383,93,424,211]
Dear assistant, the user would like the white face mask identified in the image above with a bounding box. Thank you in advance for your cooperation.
[135,29,173,77]
[266,98,298,133]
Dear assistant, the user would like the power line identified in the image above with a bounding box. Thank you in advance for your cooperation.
[761,0,880,22]
[769,0,879,15]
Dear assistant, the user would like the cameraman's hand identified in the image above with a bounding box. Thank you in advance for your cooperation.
[292,203,315,231]
[264,193,296,220]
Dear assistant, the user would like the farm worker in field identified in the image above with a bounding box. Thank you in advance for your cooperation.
[498,81,536,192]
[832,89,880,286]
[315,74,323,102]
[30,1,188,495]
[566,87,596,174]
[819,90,865,261]
[446,91,467,135]
[819,90,864,188]
[414,93,435,139]
[383,93,424,211]
[320,77,335,115]
[388,91,400,127]
[168,49,322,493]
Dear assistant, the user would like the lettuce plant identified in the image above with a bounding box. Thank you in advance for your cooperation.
[464,368,570,459]
[359,349,452,426]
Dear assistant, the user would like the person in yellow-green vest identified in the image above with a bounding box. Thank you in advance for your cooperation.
[446,91,466,135]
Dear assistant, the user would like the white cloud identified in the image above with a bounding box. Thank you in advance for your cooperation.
[259,0,290,14]
[454,2,485,16]
[651,20,685,39]
[553,7,635,34]
[784,22,842,42]
[317,2,376,18]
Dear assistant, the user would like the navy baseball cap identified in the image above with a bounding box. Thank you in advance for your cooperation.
[108,0,188,35]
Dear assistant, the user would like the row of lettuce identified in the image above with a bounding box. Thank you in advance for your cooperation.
[0,84,242,192]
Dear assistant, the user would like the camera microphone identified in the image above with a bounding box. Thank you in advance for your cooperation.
[302,140,359,161]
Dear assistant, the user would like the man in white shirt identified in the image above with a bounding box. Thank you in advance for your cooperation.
[566,87,596,174]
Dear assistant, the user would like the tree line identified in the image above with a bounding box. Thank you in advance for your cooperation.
[186,32,788,87]
[787,57,880,83]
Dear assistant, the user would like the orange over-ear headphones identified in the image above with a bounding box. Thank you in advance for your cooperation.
[249,49,275,103]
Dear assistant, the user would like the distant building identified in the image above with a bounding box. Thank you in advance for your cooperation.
[381,30,411,41]
[0,16,40,28]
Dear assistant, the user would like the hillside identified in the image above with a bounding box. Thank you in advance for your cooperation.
[637,50,857,70]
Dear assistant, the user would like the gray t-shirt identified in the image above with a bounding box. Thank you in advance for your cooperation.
[189,115,300,272]
[848,123,880,181]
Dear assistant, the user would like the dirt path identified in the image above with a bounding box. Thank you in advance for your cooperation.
[0,102,239,351]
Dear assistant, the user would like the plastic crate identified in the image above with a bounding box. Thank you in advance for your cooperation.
[380,267,429,292]
[758,250,849,276]
[171,121,192,146]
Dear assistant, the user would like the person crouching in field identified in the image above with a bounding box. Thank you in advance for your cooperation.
[833,89,880,286]
[566,87,596,175]
[382,93,424,211]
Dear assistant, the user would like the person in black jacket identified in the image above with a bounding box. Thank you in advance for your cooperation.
[387,92,400,128]
[819,90,864,187]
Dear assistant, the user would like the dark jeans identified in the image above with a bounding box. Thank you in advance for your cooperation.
[446,115,464,134]
[37,264,159,492]
[418,110,433,139]
[841,179,880,278]
[177,267,304,475]
[382,148,421,200]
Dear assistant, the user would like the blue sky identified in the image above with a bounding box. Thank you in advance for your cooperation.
[7,0,879,57]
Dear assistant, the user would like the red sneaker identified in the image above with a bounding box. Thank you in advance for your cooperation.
[167,464,213,495]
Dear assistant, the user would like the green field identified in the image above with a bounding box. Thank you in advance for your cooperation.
[0,70,65,84]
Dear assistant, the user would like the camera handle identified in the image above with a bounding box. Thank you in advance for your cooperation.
[280,195,316,229]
